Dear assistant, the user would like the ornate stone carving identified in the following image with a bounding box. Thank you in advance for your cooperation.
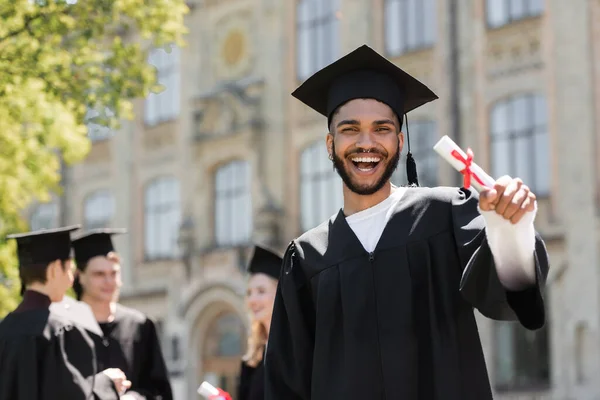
[486,18,544,80]
[193,77,263,140]
[213,10,254,80]
[143,121,177,151]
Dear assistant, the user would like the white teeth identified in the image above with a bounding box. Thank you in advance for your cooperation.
[351,157,381,162]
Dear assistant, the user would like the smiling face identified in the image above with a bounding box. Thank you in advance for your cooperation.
[78,254,122,303]
[245,273,278,328]
[327,98,403,195]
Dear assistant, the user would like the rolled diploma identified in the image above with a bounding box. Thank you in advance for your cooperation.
[433,135,496,193]
[197,381,220,398]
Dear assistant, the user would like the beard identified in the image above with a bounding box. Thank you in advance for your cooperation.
[331,139,400,195]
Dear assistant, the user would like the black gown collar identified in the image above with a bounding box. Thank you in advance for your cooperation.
[14,290,52,313]
[322,188,416,265]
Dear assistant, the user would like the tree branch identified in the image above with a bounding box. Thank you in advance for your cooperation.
[0,6,72,44]
[0,14,40,43]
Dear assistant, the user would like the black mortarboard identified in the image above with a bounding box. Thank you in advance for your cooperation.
[6,225,81,266]
[247,245,282,280]
[71,228,126,269]
[292,44,439,186]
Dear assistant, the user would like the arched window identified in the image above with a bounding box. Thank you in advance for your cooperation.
[214,160,252,246]
[384,0,436,56]
[144,177,181,260]
[490,93,550,196]
[300,141,343,231]
[30,202,58,231]
[202,312,246,395]
[391,120,438,187]
[296,0,341,81]
[83,190,115,229]
[145,44,181,126]
[86,107,114,142]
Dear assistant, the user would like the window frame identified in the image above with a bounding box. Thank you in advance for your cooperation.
[391,119,439,188]
[493,319,551,391]
[83,189,115,230]
[29,202,59,231]
[213,160,253,248]
[489,93,550,197]
[299,140,344,232]
[144,44,181,127]
[485,0,544,29]
[383,0,437,57]
[143,176,181,261]
[295,0,341,81]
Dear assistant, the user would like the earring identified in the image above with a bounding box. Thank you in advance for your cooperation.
[328,153,333,161]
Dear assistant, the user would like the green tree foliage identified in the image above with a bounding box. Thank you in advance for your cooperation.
[0,0,188,317]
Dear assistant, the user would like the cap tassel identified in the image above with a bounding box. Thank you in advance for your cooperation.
[406,152,419,187]
[405,114,419,187]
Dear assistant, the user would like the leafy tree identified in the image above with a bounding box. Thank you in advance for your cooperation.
[0,0,188,317]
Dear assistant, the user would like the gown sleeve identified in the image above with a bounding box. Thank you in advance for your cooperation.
[264,242,315,400]
[451,187,550,330]
[48,325,119,400]
[124,318,173,400]
[62,324,120,400]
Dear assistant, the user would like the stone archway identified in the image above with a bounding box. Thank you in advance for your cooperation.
[201,310,247,393]
[183,282,248,399]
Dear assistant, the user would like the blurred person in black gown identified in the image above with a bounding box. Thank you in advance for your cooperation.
[70,228,173,400]
[236,245,282,400]
[0,226,127,400]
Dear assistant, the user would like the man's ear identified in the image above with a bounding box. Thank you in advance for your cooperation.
[326,133,334,158]
[397,131,405,153]
[46,259,60,281]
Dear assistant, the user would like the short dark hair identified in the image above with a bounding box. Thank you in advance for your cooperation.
[20,259,69,287]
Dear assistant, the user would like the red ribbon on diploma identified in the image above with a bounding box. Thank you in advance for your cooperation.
[209,389,232,400]
[450,148,486,189]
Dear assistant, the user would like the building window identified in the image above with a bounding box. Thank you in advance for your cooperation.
[86,107,114,142]
[494,320,550,390]
[300,141,343,231]
[384,0,436,56]
[29,202,58,231]
[392,120,438,187]
[144,177,181,260]
[296,0,341,81]
[490,93,549,196]
[214,161,252,247]
[486,0,544,28]
[83,190,115,230]
[145,44,180,126]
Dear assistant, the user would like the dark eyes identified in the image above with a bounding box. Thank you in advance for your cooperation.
[340,126,391,133]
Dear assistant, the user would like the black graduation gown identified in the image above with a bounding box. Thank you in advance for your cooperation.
[0,291,119,400]
[237,356,265,400]
[264,187,550,400]
[80,304,173,400]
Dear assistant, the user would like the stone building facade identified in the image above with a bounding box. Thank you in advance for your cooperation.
[27,0,600,398]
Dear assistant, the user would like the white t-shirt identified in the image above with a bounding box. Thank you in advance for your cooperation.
[345,187,406,253]
[343,187,537,290]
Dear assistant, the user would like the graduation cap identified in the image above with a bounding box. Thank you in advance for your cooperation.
[6,225,81,267]
[292,44,439,186]
[247,245,283,280]
[71,228,126,269]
